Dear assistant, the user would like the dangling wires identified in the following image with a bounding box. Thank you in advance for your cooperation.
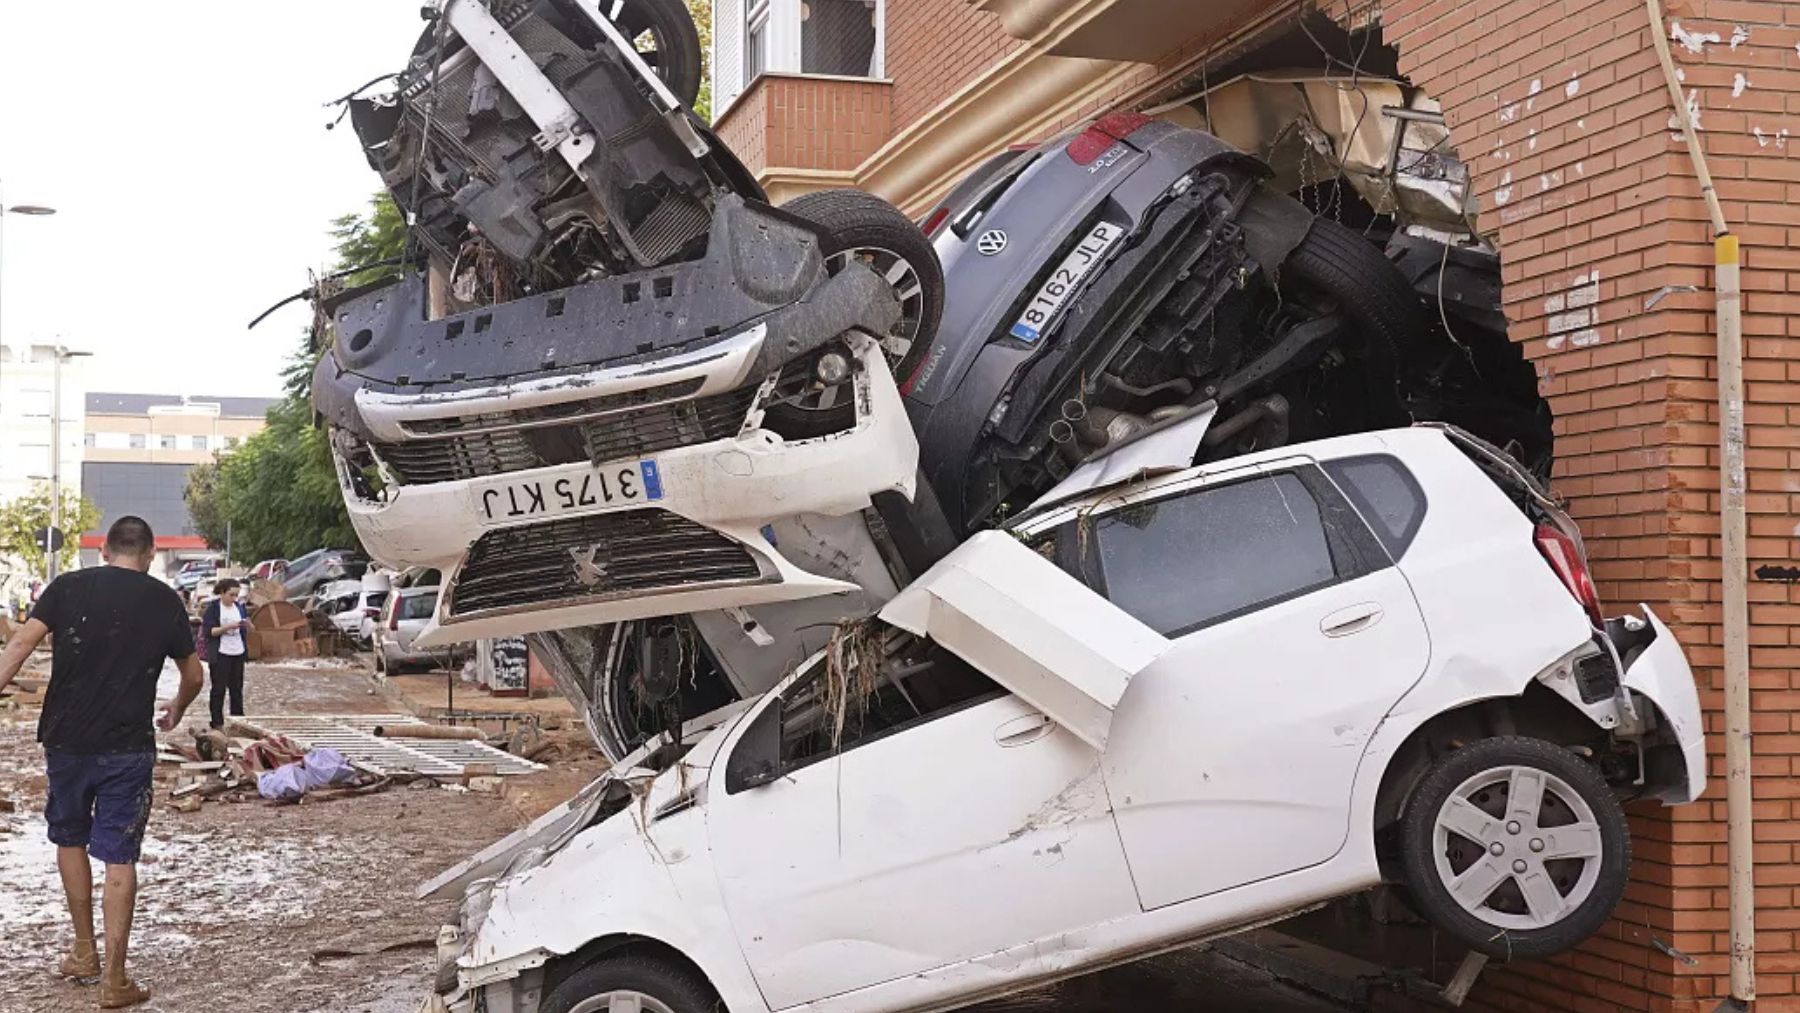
[404,2,457,265]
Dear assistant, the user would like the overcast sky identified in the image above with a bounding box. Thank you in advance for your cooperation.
[0,3,429,397]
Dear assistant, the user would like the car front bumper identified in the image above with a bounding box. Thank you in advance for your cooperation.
[334,333,918,647]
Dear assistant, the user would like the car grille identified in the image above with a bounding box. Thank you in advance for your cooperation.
[400,378,705,436]
[448,511,765,617]
[373,386,757,485]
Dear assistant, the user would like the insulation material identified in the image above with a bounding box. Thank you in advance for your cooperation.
[879,531,1171,750]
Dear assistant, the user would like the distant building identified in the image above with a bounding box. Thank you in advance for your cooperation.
[79,392,279,569]
[0,343,88,506]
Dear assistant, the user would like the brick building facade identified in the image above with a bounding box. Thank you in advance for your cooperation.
[711,0,1800,1009]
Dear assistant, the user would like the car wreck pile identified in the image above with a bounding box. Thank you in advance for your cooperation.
[302,5,1709,1013]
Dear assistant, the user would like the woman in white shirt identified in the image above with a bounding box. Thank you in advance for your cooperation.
[201,580,251,729]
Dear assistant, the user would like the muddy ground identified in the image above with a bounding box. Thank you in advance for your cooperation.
[0,658,1343,1013]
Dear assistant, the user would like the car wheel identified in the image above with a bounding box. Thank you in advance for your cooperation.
[542,953,718,1013]
[1397,736,1630,960]
[1279,215,1433,428]
[782,188,946,379]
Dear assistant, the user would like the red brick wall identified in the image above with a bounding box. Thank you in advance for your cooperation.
[716,74,894,177]
[1379,0,1800,1007]
[884,0,1023,131]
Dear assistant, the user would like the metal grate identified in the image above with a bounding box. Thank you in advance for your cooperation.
[374,385,756,486]
[235,714,545,777]
[449,510,764,617]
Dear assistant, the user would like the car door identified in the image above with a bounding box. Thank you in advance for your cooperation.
[1083,460,1432,910]
[708,645,1140,1011]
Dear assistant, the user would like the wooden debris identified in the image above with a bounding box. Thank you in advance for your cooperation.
[170,795,203,813]
[372,724,485,741]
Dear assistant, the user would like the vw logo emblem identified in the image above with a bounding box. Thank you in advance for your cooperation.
[977,230,1009,256]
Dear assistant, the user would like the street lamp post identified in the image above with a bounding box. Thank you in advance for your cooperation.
[46,346,92,582]
[0,184,60,414]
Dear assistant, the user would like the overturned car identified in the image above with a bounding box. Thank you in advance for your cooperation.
[310,0,941,647]
[416,425,1706,1013]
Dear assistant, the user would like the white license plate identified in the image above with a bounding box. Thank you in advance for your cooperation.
[1009,221,1127,343]
[476,460,664,525]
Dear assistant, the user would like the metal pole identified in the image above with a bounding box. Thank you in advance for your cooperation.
[47,348,62,582]
[225,519,233,570]
[1647,0,1752,1004]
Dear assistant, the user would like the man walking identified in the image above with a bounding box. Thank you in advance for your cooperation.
[0,516,204,1008]
[200,579,251,728]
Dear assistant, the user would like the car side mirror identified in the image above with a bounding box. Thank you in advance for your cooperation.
[725,702,783,794]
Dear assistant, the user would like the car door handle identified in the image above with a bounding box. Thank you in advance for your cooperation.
[1321,603,1384,638]
[995,712,1056,748]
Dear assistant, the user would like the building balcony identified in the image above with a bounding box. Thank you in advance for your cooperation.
[716,73,894,204]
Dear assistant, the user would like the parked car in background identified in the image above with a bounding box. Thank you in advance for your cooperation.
[251,558,288,582]
[423,425,1706,1013]
[315,579,389,648]
[374,583,468,675]
[172,558,220,596]
[278,549,369,601]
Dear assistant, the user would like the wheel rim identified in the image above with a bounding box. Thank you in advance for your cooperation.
[607,0,680,88]
[569,991,678,1013]
[1432,764,1605,932]
[827,247,926,368]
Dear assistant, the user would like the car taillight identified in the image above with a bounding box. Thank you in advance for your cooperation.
[389,608,400,632]
[1068,111,1153,165]
[921,206,950,239]
[1534,523,1605,628]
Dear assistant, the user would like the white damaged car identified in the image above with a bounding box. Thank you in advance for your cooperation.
[416,425,1705,1013]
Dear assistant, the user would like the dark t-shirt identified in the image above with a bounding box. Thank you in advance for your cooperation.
[30,567,195,755]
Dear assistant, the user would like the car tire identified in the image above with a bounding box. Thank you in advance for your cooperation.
[542,952,719,1013]
[1397,736,1630,960]
[1281,216,1433,426]
[782,188,946,380]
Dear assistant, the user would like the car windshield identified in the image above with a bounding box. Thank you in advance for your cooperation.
[366,592,389,610]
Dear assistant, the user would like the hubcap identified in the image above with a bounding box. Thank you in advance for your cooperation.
[826,247,926,367]
[1432,764,1604,931]
[569,991,678,1013]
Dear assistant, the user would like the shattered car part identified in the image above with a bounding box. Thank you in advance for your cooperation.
[420,426,1706,1013]
[355,0,747,284]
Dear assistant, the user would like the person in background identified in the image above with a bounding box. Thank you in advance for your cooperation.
[0,515,204,1008]
[201,579,251,729]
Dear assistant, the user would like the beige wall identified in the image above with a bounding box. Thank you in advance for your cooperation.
[83,411,266,465]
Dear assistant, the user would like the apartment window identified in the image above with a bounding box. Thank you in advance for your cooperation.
[129,434,147,450]
[745,0,770,86]
[19,389,51,419]
[83,433,97,448]
[191,435,208,450]
[801,0,879,77]
[159,435,177,450]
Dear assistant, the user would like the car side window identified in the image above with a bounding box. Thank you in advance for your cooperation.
[1089,469,1378,637]
[726,633,1002,793]
[1321,454,1427,559]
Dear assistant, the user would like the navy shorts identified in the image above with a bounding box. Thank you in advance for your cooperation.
[45,750,156,865]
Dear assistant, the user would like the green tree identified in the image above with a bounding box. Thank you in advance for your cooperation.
[687,0,713,121]
[208,400,359,563]
[0,483,101,576]
[184,459,228,552]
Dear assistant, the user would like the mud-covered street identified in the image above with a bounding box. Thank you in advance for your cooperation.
[0,659,1347,1013]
